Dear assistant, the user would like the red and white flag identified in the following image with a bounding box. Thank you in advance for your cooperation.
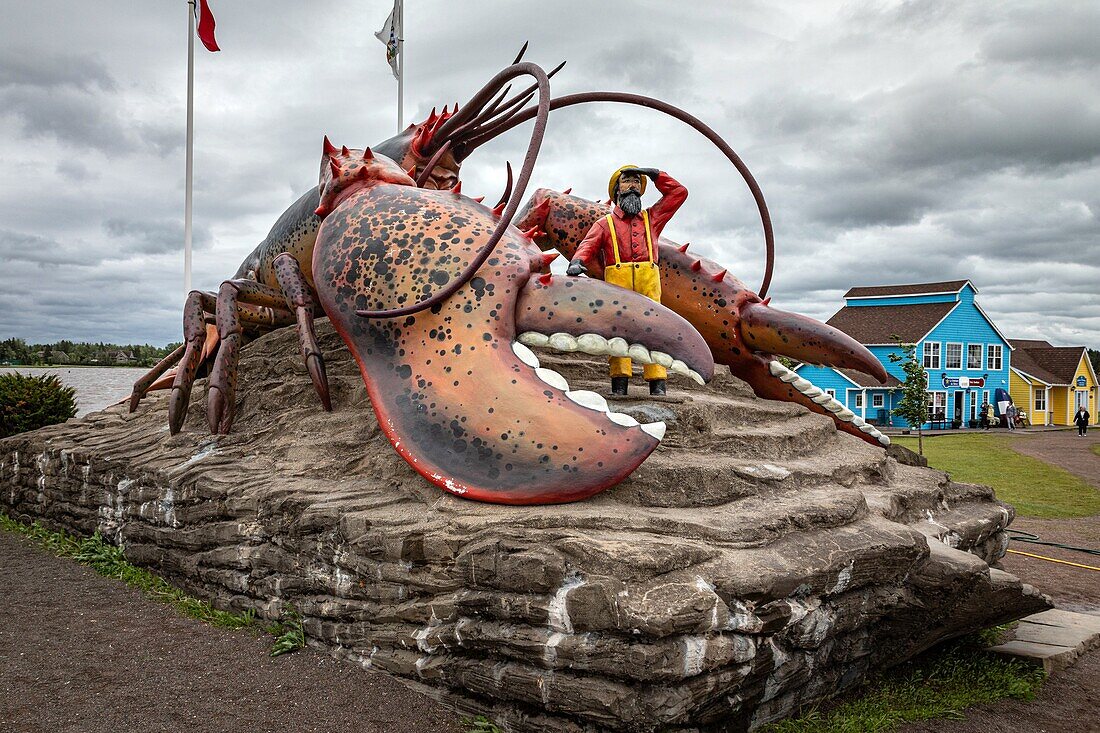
[195,0,220,52]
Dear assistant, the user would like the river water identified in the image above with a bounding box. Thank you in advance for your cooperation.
[0,366,143,417]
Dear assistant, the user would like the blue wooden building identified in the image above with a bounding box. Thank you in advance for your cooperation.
[794,280,1013,429]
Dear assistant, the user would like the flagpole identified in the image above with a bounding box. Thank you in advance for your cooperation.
[184,0,195,297]
[397,0,404,132]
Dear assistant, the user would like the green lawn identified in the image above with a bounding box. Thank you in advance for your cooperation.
[893,434,1100,518]
[1091,444,1100,458]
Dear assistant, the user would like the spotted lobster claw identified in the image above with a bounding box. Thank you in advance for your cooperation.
[313,184,715,504]
[516,188,893,447]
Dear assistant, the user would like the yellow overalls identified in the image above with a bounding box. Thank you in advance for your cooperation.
[603,210,667,381]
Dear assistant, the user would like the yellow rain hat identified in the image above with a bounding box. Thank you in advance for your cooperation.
[607,165,647,201]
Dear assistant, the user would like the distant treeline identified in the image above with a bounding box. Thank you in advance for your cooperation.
[0,338,182,368]
[1091,349,1099,376]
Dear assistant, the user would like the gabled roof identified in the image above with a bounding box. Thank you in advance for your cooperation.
[844,280,971,299]
[1009,340,1091,386]
[825,302,957,344]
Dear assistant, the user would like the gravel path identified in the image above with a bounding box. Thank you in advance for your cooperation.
[0,531,461,733]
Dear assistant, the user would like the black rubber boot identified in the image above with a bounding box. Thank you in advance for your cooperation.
[611,377,629,395]
[649,379,667,396]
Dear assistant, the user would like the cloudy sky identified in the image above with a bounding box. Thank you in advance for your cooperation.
[1,0,1097,348]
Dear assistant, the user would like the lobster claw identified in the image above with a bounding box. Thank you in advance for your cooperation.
[740,300,888,382]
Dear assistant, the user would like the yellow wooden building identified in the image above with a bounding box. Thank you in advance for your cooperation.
[1009,340,1098,426]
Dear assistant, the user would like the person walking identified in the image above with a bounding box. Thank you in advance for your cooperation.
[1006,403,1016,431]
[1075,406,1091,436]
[980,400,991,430]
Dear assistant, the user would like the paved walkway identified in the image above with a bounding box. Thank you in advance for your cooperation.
[883,425,1072,437]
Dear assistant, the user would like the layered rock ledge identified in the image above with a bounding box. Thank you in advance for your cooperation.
[0,323,1049,731]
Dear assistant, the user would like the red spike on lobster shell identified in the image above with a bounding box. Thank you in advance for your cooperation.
[538,273,554,285]
[450,181,462,195]
[362,147,373,160]
[762,297,771,306]
[690,260,702,272]
[677,242,690,253]
[429,112,448,139]
[406,166,416,178]
[473,196,485,204]
[541,252,559,268]
[322,135,337,157]
[491,202,506,217]
[341,145,350,156]
[329,159,341,177]
[521,226,542,240]
[712,269,727,283]
[562,188,572,195]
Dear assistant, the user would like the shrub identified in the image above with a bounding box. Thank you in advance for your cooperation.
[0,372,77,438]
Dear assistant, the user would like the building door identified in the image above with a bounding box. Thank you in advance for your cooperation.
[1077,390,1089,412]
[953,390,964,426]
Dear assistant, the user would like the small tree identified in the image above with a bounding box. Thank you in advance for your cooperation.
[888,336,929,455]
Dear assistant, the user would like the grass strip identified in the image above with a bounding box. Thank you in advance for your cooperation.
[462,716,503,733]
[894,434,1100,518]
[759,630,1044,733]
[0,512,304,655]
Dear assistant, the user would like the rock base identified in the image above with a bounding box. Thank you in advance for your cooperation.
[0,323,1049,731]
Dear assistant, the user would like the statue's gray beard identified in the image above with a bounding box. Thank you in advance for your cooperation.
[618,191,642,216]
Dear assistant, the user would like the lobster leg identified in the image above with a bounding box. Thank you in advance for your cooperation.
[273,253,331,411]
[129,343,185,412]
[207,279,295,434]
[168,291,218,434]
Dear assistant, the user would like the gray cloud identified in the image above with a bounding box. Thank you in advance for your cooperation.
[104,218,213,255]
[978,3,1100,69]
[0,48,116,91]
[593,39,693,98]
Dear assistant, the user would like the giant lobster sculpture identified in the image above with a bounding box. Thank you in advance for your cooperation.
[129,49,890,505]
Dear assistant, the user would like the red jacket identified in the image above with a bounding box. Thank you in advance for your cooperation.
[574,171,687,267]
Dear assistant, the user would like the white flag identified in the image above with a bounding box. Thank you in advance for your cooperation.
[374,1,401,80]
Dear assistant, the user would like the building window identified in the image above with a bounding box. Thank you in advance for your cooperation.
[923,342,941,369]
[967,344,983,369]
[926,391,947,418]
[854,392,864,408]
[872,393,884,408]
[946,343,962,369]
[825,389,836,399]
[987,344,1003,371]
[970,397,977,421]
[1035,390,1046,412]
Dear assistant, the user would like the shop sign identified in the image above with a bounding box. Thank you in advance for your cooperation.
[942,374,985,389]
[1078,376,1088,387]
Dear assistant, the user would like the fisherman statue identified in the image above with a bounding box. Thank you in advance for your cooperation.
[567,166,688,395]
